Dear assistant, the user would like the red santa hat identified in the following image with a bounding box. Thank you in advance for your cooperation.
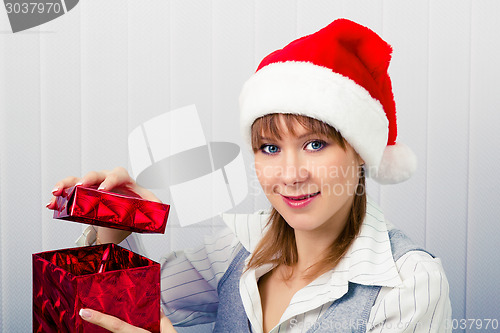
[239,18,417,184]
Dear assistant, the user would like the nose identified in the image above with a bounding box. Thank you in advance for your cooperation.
[279,151,309,186]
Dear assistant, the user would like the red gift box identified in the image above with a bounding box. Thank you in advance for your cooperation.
[53,186,170,233]
[33,243,160,333]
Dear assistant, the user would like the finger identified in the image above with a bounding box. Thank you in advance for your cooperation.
[98,167,132,192]
[45,196,57,210]
[98,167,161,202]
[160,310,177,333]
[79,170,109,188]
[79,308,149,333]
[133,186,162,203]
[51,176,81,196]
[47,176,81,210]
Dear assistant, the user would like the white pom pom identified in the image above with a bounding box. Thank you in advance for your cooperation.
[370,143,417,185]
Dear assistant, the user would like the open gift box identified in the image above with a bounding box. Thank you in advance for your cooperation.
[33,244,160,332]
[34,186,170,332]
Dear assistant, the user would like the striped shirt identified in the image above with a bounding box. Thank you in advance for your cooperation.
[77,198,452,332]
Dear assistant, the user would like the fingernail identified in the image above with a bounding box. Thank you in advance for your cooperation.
[51,187,59,193]
[75,182,83,186]
[97,185,106,190]
[45,202,51,208]
[79,308,92,319]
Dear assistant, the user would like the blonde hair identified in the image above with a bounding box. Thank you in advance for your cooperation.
[247,113,366,280]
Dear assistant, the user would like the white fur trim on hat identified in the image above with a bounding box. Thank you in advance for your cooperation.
[240,61,389,174]
[369,143,417,184]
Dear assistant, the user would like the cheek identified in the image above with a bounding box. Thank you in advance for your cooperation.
[311,157,360,195]
[310,157,352,180]
[254,162,276,192]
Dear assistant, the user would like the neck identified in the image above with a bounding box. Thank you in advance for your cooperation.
[292,228,339,275]
[292,198,353,277]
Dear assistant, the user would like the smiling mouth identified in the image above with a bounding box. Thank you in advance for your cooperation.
[283,192,320,201]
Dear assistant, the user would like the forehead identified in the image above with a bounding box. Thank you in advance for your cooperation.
[254,113,328,141]
[258,115,310,138]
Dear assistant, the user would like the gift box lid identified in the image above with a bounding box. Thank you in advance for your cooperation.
[53,186,169,234]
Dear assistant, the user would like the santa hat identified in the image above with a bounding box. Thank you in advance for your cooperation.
[239,18,417,184]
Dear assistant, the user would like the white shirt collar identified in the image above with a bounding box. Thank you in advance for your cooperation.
[222,198,401,287]
[345,199,402,287]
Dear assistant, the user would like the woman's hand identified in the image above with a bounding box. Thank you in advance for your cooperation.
[46,167,161,244]
[46,167,160,208]
[79,308,177,333]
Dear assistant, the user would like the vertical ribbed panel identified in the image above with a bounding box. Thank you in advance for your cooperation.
[0,27,4,332]
[467,0,500,328]
[1,1,499,331]
[212,0,256,218]
[0,23,42,333]
[381,1,430,247]
[297,0,343,36]
[426,0,471,326]
[80,0,129,173]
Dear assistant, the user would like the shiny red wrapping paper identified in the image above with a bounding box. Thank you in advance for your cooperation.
[53,186,169,233]
[33,243,160,332]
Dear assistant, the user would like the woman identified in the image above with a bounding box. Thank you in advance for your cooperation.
[48,19,451,332]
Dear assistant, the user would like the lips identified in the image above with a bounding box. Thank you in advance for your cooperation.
[281,191,320,208]
[283,192,320,201]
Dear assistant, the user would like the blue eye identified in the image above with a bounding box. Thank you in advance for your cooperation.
[305,140,326,151]
[260,144,280,155]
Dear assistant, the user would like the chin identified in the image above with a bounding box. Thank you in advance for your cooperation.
[277,210,320,231]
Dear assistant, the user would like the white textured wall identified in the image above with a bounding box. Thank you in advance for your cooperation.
[1,1,499,332]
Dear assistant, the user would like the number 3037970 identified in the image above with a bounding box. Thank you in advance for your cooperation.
[5,2,62,14]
